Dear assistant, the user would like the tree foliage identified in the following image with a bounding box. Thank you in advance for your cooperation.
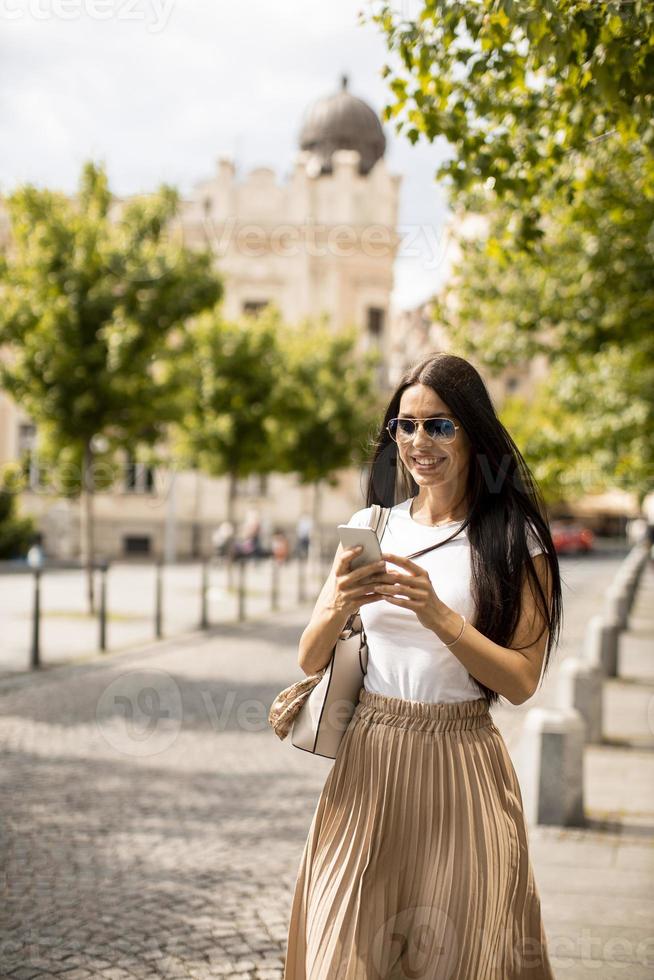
[366,0,654,251]
[0,464,36,559]
[169,306,287,499]
[170,305,384,505]
[275,316,385,485]
[0,161,222,485]
[367,0,654,502]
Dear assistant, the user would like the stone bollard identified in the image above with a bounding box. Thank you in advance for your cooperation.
[584,613,619,677]
[515,707,586,827]
[614,565,638,609]
[557,657,603,744]
[604,583,629,631]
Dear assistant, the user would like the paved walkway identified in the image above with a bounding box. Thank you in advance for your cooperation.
[0,552,652,978]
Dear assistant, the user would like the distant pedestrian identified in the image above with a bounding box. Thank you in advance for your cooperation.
[643,495,654,558]
[295,513,312,559]
[212,521,235,560]
[236,508,265,560]
[26,542,43,566]
[271,528,290,564]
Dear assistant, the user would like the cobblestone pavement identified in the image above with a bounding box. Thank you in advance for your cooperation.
[0,618,335,979]
[0,551,631,979]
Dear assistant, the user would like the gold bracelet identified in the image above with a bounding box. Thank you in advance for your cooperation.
[443,613,466,648]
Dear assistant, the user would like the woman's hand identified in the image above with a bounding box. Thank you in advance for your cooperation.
[330,546,388,619]
[371,552,447,632]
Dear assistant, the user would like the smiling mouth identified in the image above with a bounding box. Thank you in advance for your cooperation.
[411,456,446,465]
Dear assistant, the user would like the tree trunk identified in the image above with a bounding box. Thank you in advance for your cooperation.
[226,471,238,589]
[310,479,323,591]
[227,471,237,526]
[164,467,178,564]
[191,469,203,558]
[81,442,96,615]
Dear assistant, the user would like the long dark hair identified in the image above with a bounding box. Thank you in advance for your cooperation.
[363,352,563,708]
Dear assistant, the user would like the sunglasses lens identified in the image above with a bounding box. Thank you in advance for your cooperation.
[389,419,416,441]
[425,419,455,441]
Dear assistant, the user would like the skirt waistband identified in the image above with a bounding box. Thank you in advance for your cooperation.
[353,688,493,733]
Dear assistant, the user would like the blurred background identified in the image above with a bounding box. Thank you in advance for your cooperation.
[1,0,652,669]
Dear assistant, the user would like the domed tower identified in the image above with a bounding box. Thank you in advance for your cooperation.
[184,73,401,377]
[299,74,386,178]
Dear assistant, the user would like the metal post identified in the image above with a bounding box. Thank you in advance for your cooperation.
[155,558,163,639]
[200,558,209,629]
[30,568,41,669]
[237,558,246,622]
[271,556,279,611]
[297,553,306,603]
[98,561,108,652]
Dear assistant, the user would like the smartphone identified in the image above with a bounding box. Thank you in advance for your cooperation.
[337,525,383,571]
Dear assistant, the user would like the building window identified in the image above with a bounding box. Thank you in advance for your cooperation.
[123,535,151,555]
[124,453,155,494]
[18,422,36,452]
[17,421,43,490]
[243,300,269,317]
[367,307,385,339]
[235,473,268,497]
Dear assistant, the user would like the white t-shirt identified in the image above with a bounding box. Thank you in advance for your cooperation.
[346,497,544,704]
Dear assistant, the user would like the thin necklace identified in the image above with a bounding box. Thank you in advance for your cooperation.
[409,497,463,527]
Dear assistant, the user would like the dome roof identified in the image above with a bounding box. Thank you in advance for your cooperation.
[298,75,386,177]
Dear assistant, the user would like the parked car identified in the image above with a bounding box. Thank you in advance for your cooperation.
[550,521,595,554]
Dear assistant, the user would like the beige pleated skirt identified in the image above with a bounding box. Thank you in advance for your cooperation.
[283,688,555,980]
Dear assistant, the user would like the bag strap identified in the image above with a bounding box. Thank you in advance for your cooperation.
[369,503,391,542]
[368,503,469,560]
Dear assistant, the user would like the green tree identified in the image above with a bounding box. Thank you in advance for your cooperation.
[169,304,288,529]
[169,305,383,568]
[499,347,653,504]
[0,161,222,610]
[432,137,654,501]
[275,316,384,563]
[0,464,36,560]
[366,0,654,251]
[366,0,654,504]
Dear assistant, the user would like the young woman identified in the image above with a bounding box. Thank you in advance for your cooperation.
[283,352,562,980]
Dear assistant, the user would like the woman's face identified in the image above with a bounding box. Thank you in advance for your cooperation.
[394,384,471,489]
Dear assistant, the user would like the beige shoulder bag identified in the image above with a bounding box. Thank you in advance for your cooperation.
[268,503,391,759]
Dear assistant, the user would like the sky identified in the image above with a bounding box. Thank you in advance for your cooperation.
[0,0,458,310]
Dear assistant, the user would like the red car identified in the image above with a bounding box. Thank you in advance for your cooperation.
[549,521,595,554]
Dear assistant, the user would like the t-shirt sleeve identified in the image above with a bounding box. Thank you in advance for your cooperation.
[346,506,373,529]
[526,519,545,557]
